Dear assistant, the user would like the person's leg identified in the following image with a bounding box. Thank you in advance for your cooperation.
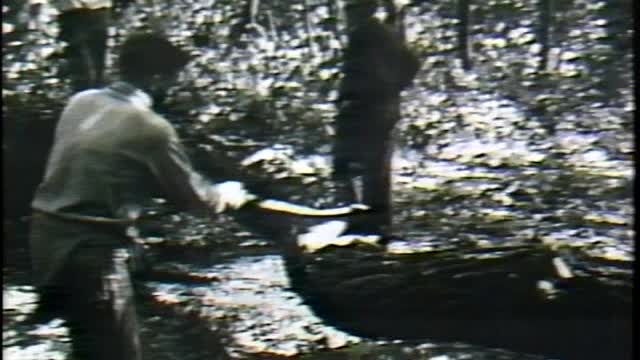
[355,100,399,238]
[65,245,142,360]
[332,102,356,178]
[332,101,365,204]
[58,10,90,92]
[58,9,109,92]
[361,134,394,237]
[86,9,110,88]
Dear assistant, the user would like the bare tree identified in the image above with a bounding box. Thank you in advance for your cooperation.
[537,0,553,72]
[229,0,261,45]
[303,0,317,56]
[456,0,472,70]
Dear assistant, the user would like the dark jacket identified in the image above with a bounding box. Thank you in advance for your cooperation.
[30,82,211,285]
[339,17,420,101]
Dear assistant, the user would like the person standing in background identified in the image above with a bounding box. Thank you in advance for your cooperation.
[51,0,113,92]
[332,0,420,238]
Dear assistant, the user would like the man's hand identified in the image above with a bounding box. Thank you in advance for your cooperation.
[210,181,257,213]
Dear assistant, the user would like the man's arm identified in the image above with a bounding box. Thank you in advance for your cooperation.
[143,118,254,215]
[146,130,211,213]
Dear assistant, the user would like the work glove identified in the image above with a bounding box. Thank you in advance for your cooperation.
[208,181,257,213]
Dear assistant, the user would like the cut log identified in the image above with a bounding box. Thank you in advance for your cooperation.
[281,236,632,360]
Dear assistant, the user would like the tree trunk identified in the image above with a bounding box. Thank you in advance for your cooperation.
[537,0,553,72]
[457,0,472,70]
[229,0,261,46]
[284,239,632,360]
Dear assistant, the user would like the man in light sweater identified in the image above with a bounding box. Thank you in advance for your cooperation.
[29,32,253,360]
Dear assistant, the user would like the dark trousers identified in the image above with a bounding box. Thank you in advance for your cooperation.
[332,97,400,237]
[58,8,110,92]
[36,244,142,360]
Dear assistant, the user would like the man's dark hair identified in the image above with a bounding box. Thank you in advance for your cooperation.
[118,32,190,81]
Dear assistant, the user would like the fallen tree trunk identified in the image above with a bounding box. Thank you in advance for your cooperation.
[282,237,631,360]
